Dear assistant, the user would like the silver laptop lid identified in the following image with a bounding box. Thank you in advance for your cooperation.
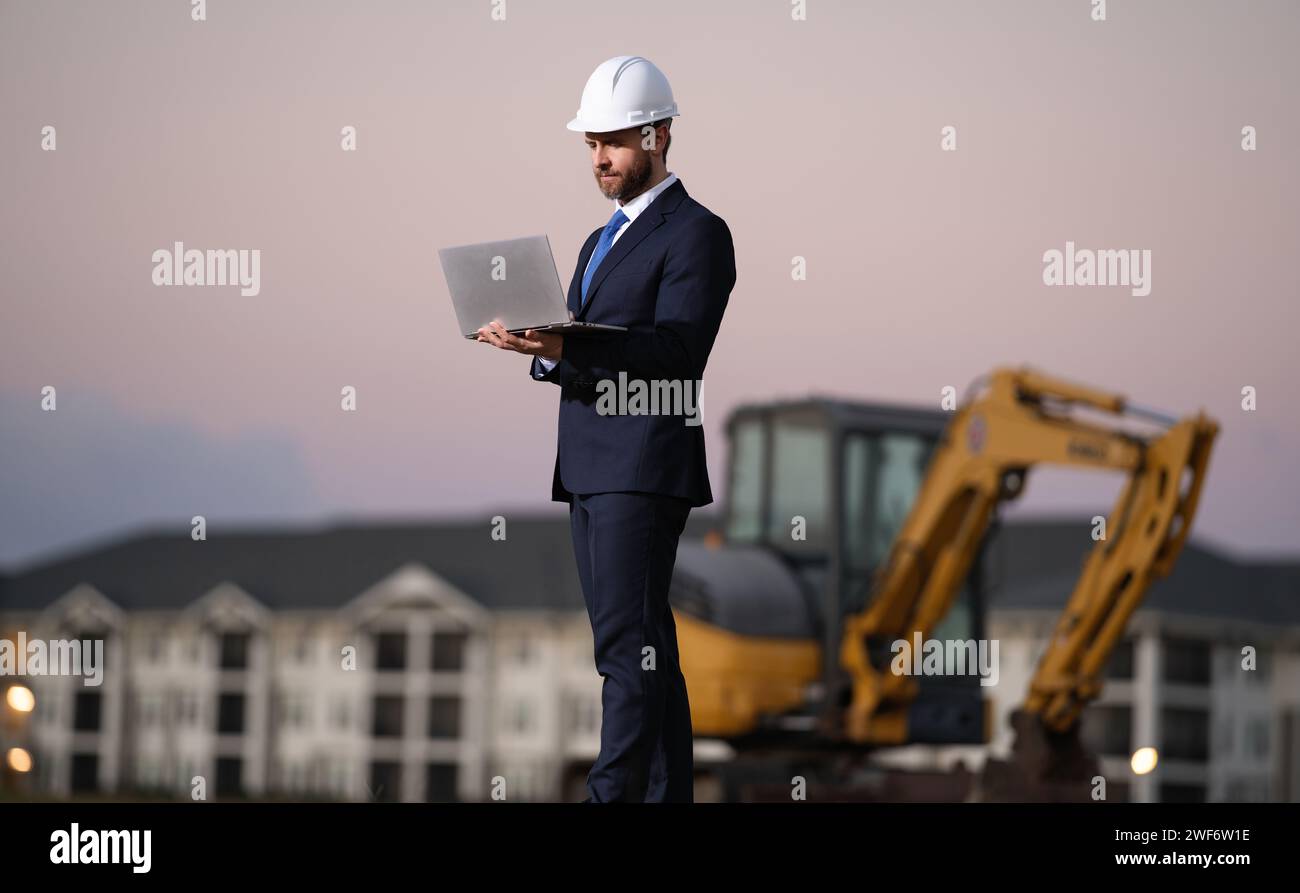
[438,235,570,338]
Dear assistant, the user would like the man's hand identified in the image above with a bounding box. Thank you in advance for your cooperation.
[476,318,563,361]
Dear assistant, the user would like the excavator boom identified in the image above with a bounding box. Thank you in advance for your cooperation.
[839,366,1219,746]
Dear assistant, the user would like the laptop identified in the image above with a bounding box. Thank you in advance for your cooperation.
[439,234,628,340]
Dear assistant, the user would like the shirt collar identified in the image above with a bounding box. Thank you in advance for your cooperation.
[615,171,678,223]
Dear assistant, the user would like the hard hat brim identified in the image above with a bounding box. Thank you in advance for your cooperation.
[566,112,678,135]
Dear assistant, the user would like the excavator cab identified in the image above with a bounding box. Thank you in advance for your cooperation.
[673,397,990,747]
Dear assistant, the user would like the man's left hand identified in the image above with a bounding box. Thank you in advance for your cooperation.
[476,319,563,361]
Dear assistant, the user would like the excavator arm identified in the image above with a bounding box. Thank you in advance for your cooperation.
[838,366,1219,746]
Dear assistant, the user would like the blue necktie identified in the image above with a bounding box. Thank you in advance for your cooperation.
[581,207,629,306]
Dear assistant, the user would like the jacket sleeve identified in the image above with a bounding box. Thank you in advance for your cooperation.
[529,354,561,383]
[547,214,735,387]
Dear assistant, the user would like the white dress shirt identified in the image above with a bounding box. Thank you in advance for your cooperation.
[535,171,679,373]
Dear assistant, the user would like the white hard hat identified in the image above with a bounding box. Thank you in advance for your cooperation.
[566,55,679,134]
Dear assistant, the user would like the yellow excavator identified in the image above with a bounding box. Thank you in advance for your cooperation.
[670,366,1219,800]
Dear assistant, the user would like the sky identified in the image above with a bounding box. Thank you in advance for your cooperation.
[1,0,1297,569]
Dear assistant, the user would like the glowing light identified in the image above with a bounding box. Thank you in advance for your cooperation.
[5,685,35,713]
[6,748,33,773]
[1131,747,1158,775]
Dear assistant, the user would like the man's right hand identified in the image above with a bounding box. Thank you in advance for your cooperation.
[477,319,563,361]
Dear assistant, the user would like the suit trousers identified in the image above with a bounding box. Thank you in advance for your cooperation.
[569,491,695,802]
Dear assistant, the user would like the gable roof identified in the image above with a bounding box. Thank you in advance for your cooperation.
[0,512,721,613]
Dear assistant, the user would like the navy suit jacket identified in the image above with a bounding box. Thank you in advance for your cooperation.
[529,177,735,507]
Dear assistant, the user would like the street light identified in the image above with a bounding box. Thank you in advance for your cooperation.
[5,685,35,713]
[6,747,33,774]
[2,683,37,793]
[1131,746,1159,775]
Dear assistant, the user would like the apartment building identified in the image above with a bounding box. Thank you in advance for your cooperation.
[895,520,1300,802]
[2,516,1297,802]
[0,515,697,802]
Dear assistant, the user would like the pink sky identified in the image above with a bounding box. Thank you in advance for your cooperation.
[1,0,1297,566]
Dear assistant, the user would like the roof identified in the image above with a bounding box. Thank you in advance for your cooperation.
[984,518,1300,625]
[726,395,950,436]
[1,513,1296,625]
[0,512,719,613]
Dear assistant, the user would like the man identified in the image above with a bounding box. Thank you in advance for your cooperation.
[476,55,735,803]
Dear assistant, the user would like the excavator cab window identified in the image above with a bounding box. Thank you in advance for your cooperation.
[841,429,981,643]
[767,416,832,553]
[842,431,935,577]
[724,418,765,543]
[724,407,832,558]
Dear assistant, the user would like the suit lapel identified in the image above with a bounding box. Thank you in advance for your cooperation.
[567,232,600,318]
[574,178,688,320]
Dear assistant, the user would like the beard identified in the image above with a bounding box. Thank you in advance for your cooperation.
[596,151,653,202]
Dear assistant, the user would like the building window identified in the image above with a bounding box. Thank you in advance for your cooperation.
[73,691,102,732]
[432,632,467,671]
[217,693,246,735]
[425,763,458,803]
[566,692,601,734]
[428,696,461,739]
[1215,714,1234,758]
[1081,704,1131,757]
[369,761,401,802]
[277,693,308,729]
[1104,638,1134,680]
[371,695,404,737]
[219,632,250,670]
[1247,648,1272,684]
[1161,707,1209,762]
[564,693,577,731]
[215,757,243,796]
[1227,776,1269,802]
[38,693,57,727]
[508,698,533,735]
[1162,638,1210,686]
[375,632,407,671]
[136,757,160,788]
[333,697,351,730]
[70,753,99,792]
[138,695,159,728]
[1244,717,1271,759]
[1159,783,1205,803]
